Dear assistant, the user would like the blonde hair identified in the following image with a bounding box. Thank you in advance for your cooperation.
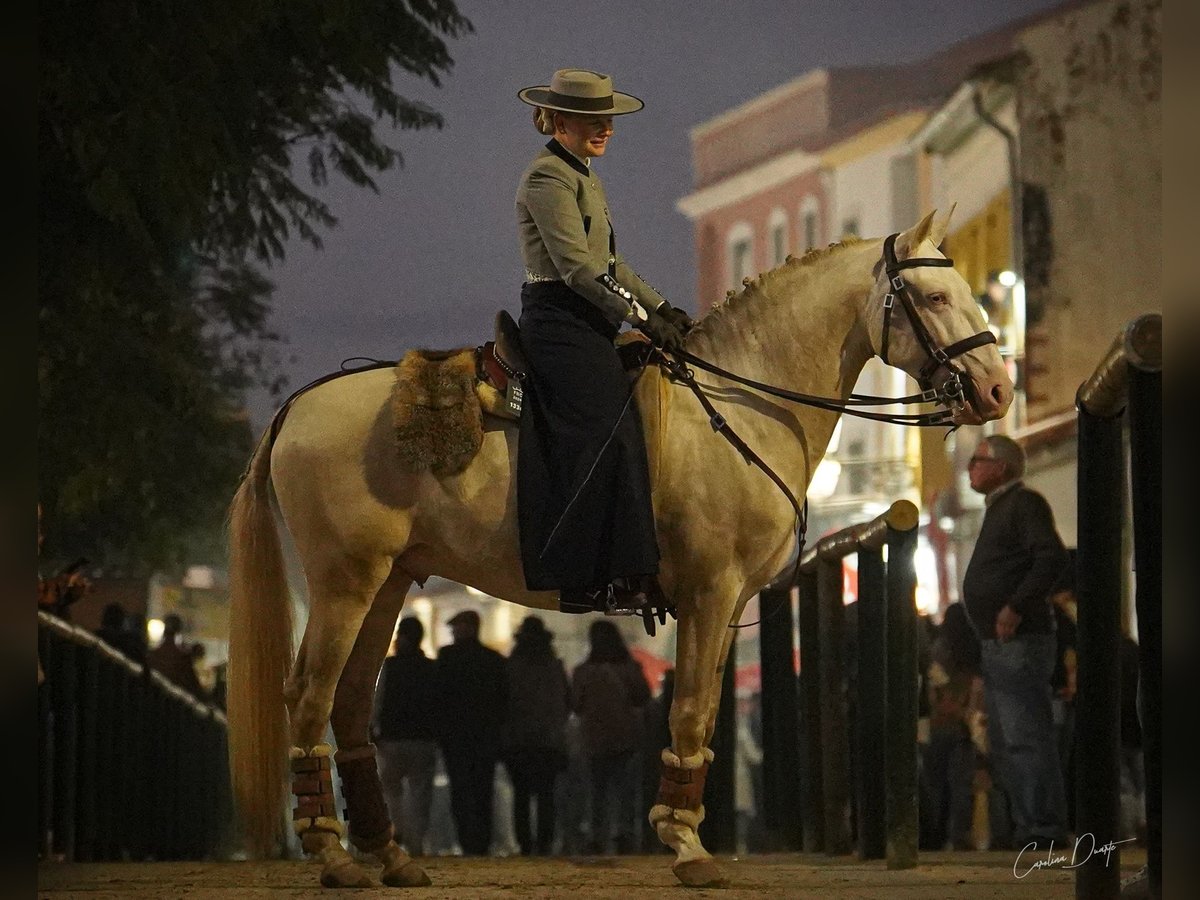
[532,106,556,135]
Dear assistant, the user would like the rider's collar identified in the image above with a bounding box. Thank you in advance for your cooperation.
[546,139,591,177]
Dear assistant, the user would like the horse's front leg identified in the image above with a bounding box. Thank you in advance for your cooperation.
[650,587,746,888]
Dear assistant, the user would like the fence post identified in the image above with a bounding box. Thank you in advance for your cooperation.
[758,585,802,851]
[1128,360,1161,897]
[885,521,918,869]
[856,546,887,860]
[817,558,851,854]
[796,570,824,853]
[704,638,737,853]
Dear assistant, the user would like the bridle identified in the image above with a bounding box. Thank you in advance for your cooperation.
[656,233,999,619]
[671,233,996,429]
[876,232,997,419]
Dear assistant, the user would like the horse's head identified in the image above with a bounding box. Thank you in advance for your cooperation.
[864,208,1013,425]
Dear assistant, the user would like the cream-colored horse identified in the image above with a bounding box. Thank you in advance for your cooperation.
[226,209,1011,888]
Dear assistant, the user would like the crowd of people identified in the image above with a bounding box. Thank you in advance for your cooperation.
[370,611,693,858]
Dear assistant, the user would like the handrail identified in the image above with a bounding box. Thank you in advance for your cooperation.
[37,609,227,726]
[1077,311,1161,417]
[798,499,919,572]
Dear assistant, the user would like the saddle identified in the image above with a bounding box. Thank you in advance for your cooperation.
[474,310,656,421]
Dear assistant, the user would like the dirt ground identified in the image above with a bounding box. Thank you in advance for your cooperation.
[38,849,1146,899]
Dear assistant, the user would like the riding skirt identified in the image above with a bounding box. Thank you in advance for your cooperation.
[516,281,660,591]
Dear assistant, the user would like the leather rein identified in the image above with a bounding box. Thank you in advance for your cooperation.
[656,233,997,616]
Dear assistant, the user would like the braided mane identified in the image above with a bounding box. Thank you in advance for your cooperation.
[692,237,864,336]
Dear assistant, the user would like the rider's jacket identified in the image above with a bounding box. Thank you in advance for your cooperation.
[516,138,667,327]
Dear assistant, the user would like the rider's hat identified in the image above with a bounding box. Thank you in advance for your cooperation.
[518,69,644,116]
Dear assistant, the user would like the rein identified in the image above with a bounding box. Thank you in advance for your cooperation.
[658,233,996,625]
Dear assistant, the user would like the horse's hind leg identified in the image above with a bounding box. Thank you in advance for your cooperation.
[284,554,391,889]
[329,564,431,888]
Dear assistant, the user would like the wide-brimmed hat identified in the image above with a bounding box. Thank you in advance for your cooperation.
[518,68,644,116]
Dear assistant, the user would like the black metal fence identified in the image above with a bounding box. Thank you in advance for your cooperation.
[756,500,920,865]
[37,610,234,862]
[1074,312,1161,900]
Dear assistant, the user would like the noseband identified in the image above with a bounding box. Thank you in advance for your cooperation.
[878,232,996,410]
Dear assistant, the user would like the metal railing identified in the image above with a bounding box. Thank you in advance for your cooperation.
[1074,312,1161,900]
[37,610,234,862]
[756,500,920,865]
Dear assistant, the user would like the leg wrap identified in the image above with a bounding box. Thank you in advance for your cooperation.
[656,751,710,811]
[335,744,394,853]
[290,744,344,845]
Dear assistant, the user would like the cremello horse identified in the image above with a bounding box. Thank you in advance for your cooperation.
[227,209,1012,888]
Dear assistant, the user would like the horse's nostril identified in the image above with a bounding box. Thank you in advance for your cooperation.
[991,384,1004,404]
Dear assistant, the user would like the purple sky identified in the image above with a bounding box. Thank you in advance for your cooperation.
[248,0,1066,430]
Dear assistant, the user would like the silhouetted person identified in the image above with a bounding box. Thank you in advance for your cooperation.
[502,615,570,855]
[95,602,146,664]
[922,602,983,850]
[433,609,507,855]
[372,616,439,856]
[146,613,205,700]
[571,620,649,854]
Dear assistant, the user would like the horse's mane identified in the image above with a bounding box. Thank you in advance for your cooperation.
[692,236,865,337]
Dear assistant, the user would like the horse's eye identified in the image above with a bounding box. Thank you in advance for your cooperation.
[928,292,948,306]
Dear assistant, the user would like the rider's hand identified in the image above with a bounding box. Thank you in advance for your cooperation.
[638,308,685,353]
[657,301,696,334]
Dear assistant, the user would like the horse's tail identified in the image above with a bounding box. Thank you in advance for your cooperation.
[226,423,293,858]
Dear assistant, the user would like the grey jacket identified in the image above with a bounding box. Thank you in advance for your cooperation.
[517,139,668,326]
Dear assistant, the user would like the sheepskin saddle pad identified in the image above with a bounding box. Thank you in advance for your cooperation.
[391,348,483,477]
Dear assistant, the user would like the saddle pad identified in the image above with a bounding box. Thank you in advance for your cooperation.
[391,348,483,476]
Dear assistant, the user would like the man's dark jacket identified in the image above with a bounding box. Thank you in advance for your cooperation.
[963,481,1067,637]
[372,646,438,742]
[433,638,508,748]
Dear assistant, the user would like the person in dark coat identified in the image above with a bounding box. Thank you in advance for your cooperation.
[962,434,1068,851]
[514,68,694,615]
[371,615,439,856]
[433,609,507,855]
[571,620,650,854]
[95,601,146,664]
[501,615,570,855]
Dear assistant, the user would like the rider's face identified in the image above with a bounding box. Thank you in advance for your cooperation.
[555,113,614,159]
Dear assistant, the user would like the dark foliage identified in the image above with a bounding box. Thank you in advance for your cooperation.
[39,0,471,571]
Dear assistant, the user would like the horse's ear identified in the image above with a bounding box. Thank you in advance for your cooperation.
[895,209,938,258]
[929,203,957,248]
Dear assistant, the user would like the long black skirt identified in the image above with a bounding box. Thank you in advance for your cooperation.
[516,281,660,591]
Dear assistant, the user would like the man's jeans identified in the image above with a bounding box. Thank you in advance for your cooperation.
[981,634,1068,845]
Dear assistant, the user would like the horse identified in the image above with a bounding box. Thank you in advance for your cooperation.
[226,208,1012,889]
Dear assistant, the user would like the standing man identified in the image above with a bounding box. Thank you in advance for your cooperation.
[433,609,507,855]
[962,434,1069,851]
[372,616,439,857]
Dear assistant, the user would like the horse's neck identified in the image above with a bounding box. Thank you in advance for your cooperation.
[687,240,878,472]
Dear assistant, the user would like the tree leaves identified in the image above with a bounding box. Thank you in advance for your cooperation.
[39,0,471,572]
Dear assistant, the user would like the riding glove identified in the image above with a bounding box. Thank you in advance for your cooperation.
[638,307,686,353]
[657,301,696,334]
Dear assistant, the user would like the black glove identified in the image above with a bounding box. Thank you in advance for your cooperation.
[657,301,696,334]
[638,307,685,353]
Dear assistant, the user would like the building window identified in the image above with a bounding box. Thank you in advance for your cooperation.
[732,239,752,287]
[799,196,820,251]
[767,207,789,268]
[726,222,754,291]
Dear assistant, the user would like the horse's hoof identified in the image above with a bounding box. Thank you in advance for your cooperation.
[381,860,432,888]
[319,858,374,889]
[674,857,727,888]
